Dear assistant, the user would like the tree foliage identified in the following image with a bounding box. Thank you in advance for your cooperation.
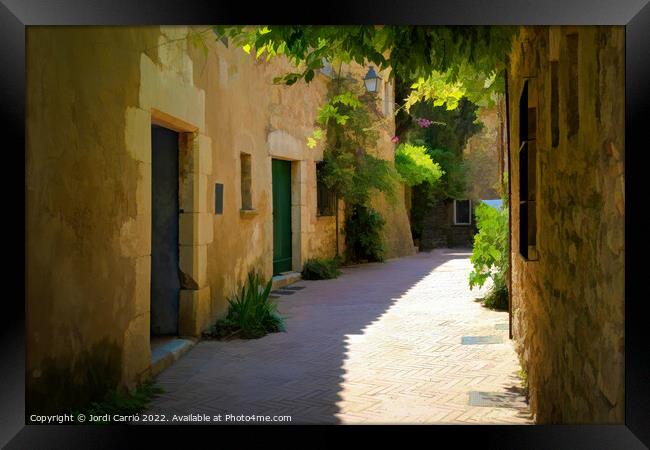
[212,25,516,108]
[406,97,482,155]
[213,25,515,83]
[405,66,504,112]
[395,143,443,187]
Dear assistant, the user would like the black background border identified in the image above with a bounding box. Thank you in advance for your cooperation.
[1,0,649,447]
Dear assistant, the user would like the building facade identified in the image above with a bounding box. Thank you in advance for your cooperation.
[26,26,415,413]
[507,26,625,423]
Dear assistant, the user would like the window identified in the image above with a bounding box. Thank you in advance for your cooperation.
[519,80,538,260]
[240,153,252,210]
[316,161,335,216]
[454,200,471,225]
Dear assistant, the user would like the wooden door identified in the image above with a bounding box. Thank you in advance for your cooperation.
[272,159,292,275]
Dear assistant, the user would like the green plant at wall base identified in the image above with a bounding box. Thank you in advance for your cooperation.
[482,281,509,310]
[302,258,342,280]
[344,204,387,262]
[69,380,163,423]
[395,143,444,187]
[469,202,509,310]
[517,368,529,400]
[205,272,286,339]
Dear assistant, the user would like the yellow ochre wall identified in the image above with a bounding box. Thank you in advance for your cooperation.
[26,26,414,413]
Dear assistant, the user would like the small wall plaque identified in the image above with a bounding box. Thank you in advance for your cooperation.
[215,183,223,215]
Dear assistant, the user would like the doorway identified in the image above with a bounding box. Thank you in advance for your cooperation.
[272,159,292,275]
[151,124,180,335]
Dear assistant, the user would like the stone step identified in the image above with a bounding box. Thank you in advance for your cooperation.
[150,337,196,377]
[271,271,302,291]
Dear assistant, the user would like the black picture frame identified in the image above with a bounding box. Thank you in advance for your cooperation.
[2,1,648,447]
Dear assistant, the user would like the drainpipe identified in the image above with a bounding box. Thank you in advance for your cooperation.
[504,69,513,341]
[335,193,340,258]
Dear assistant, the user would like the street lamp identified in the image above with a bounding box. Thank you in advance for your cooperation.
[363,66,381,93]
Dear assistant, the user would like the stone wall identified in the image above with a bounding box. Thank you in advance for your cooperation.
[420,200,476,249]
[464,105,503,200]
[26,26,414,412]
[507,26,625,423]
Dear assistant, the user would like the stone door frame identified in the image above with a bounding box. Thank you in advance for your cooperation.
[267,130,307,273]
[123,52,213,384]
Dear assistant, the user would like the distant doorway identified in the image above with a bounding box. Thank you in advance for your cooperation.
[151,125,180,335]
[272,159,292,275]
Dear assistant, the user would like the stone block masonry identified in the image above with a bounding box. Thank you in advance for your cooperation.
[507,26,624,423]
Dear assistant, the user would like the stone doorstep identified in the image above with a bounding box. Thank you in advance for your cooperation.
[271,271,302,291]
[150,337,197,377]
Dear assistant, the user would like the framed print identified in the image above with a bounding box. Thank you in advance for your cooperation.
[2,0,649,447]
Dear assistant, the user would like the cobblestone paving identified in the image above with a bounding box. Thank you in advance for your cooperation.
[146,249,532,424]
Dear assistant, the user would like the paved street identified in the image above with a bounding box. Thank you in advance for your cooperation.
[146,249,532,424]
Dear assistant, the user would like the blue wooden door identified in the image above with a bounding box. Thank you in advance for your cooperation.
[151,125,180,335]
[272,159,292,274]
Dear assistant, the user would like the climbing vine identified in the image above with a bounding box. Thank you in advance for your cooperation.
[315,75,400,262]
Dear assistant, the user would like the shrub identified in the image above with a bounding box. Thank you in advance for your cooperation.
[204,271,286,339]
[344,204,386,262]
[469,202,509,309]
[302,257,341,280]
[482,280,508,311]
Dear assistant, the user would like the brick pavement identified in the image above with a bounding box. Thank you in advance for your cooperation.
[145,249,532,424]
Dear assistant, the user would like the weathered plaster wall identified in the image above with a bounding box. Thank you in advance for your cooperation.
[26,26,163,413]
[26,26,414,412]
[508,26,625,423]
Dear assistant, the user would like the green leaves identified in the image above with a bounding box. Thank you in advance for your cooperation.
[395,143,444,187]
[344,204,387,262]
[405,73,466,112]
[212,25,517,88]
[302,258,342,280]
[468,202,509,291]
[209,271,286,339]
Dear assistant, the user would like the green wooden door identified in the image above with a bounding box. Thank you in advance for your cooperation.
[272,159,292,274]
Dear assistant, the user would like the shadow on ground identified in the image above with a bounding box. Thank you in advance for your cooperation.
[145,250,525,424]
